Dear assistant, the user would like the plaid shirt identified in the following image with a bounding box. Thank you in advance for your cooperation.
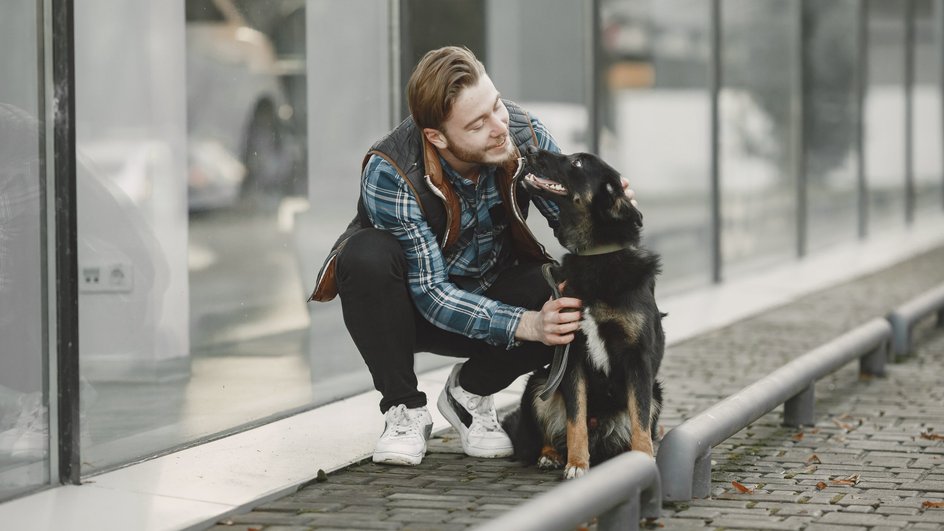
[362,116,561,348]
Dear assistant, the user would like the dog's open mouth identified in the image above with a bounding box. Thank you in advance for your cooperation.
[524,173,568,195]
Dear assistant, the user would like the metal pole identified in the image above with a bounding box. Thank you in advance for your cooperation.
[51,0,81,485]
[857,0,869,238]
[587,0,601,155]
[795,0,807,258]
[710,0,723,283]
[658,318,892,501]
[904,0,916,224]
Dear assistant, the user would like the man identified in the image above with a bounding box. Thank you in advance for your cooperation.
[310,46,633,466]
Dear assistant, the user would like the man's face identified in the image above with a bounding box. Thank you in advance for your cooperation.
[436,74,514,166]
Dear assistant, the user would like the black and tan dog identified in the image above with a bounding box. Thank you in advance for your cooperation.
[502,145,665,479]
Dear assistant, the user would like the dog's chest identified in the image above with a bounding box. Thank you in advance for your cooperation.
[580,309,611,375]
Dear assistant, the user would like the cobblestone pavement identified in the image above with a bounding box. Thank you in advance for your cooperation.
[212,246,944,531]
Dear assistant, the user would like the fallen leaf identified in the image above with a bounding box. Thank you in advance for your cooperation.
[806,454,821,464]
[816,481,828,490]
[810,428,820,434]
[922,500,944,510]
[803,465,819,474]
[731,481,753,494]
[920,432,944,441]
[832,418,854,431]
[792,432,805,442]
[830,473,860,486]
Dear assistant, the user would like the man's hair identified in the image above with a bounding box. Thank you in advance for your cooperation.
[407,46,486,131]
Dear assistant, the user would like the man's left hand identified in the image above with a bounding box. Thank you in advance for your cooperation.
[621,177,638,207]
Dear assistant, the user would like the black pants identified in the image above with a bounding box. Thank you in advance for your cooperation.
[336,228,554,413]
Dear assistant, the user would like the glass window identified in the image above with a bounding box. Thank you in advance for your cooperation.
[485,0,592,259]
[74,0,322,473]
[599,0,712,291]
[865,0,907,232]
[805,0,862,252]
[0,1,50,500]
[913,0,943,217]
[720,0,800,275]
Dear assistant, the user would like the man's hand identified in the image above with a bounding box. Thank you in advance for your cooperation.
[621,177,638,207]
[515,295,582,346]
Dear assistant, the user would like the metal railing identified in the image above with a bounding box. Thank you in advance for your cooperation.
[656,317,891,502]
[887,283,944,358]
[473,450,661,531]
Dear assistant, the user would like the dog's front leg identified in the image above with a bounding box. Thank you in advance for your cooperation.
[628,380,654,458]
[563,368,590,479]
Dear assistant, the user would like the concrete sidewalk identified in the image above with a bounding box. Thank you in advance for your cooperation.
[212,245,944,531]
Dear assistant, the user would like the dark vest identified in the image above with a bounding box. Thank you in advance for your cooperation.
[309,99,550,302]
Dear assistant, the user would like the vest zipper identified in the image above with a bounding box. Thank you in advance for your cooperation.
[508,157,552,261]
[424,174,452,248]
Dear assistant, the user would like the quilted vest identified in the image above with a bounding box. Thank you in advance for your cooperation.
[309,99,551,302]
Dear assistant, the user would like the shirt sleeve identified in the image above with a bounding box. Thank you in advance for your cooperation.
[361,155,524,348]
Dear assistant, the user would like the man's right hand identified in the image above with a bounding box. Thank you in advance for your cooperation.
[515,295,582,346]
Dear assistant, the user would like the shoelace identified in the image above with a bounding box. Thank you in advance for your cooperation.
[386,405,423,437]
[464,395,502,433]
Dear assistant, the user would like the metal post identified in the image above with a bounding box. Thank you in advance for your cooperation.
[857,0,869,238]
[783,385,815,427]
[859,342,887,376]
[783,382,816,426]
[587,0,601,156]
[658,318,891,502]
[710,0,723,283]
[904,0,916,224]
[51,0,81,485]
[795,0,807,258]
[597,490,640,531]
[692,449,713,499]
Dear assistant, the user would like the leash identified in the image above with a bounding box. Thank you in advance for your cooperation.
[538,263,570,401]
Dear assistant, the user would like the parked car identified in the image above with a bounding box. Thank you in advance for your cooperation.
[185,0,299,211]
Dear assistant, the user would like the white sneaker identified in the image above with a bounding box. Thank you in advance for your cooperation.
[437,364,514,458]
[372,404,433,466]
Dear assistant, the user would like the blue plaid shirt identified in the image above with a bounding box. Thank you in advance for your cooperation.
[362,116,561,348]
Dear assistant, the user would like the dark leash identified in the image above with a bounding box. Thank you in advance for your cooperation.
[538,263,571,401]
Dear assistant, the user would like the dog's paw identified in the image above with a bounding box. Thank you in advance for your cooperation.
[537,455,563,470]
[563,464,588,479]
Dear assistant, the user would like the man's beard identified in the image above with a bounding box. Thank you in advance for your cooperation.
[445,133,514,166]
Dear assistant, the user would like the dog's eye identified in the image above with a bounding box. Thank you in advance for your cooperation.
[572,159,582,168]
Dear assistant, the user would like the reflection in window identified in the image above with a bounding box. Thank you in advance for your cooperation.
[720,0,799,274]
[865,0,907,232]
[599,0,713,291]
[805,0,861,252]
[912,0,943,217]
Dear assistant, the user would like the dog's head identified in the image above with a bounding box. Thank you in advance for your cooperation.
[521,145,643,254]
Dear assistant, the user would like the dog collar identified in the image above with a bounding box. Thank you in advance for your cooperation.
[577,244,634,256]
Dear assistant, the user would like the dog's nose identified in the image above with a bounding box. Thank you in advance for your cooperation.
[525,144,540,157]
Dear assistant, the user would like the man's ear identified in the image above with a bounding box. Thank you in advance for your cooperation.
[423,128,448,149]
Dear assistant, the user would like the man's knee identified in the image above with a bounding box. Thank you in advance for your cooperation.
[336,229,406,288]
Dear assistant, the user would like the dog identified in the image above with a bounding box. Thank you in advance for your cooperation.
[502,145,665,479]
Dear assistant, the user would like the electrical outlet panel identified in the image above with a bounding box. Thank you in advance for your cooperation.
[79,262,134,293]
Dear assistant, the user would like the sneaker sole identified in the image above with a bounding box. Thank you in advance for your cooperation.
[372,450,424,466]
[437,388,513,458]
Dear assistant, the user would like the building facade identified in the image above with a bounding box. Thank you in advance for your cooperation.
[1,0,942,504]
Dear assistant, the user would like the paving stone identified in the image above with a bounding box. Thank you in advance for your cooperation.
[218,246,944,530]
